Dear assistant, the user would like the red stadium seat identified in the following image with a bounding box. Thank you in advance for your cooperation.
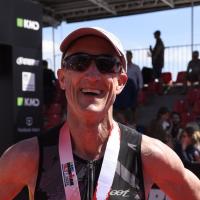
[173,99,189,113]
[145,81,162,95]
[174,71,187,86]
[161,72,172,85]
[186,88,200,105]
[192,100,200,115]
[180,112,196,127]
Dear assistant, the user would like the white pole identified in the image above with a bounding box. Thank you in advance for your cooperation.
[52,26,56,72]
[191,0,194,55]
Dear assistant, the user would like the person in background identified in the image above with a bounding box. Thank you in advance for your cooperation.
[175,127,200,164]
[126,51,143,121]
[126,50,143,94]
[147,106,171,143]
[149,30,165,80]
[169,111,183,140]
[43,60,56,106]
[186,50,200,86]
[1,27,200,200]
[193,131,200,154]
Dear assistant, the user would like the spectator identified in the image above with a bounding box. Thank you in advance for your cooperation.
[193,131,200,153]
[169,112,183,140]
[114,78,137,126]
[43,60,56,106]
[126,50,143,92]
[186,121,200,132]
[149,30,165,80]
[146,106,170,143]
[175,127,200,163]
[186,50,200,85]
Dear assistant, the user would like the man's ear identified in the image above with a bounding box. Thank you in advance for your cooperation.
[116,72,128,95]
[57,68,65,90]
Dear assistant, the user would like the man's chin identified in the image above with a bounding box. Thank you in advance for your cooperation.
[80,105,104,114]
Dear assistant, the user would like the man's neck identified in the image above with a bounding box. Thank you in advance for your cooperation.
[67,112,113,161]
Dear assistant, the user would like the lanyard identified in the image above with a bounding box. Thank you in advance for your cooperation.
[59,121,120,200]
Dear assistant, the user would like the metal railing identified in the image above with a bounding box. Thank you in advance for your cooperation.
[54,43,200,81]
[130,43,200,81]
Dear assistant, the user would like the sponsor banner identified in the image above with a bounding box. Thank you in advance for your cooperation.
[17,127,40,133]
[13,0,42,49]
[0,0,42,48]
[12,46,43,95]
[14,112,42,136]
[17,97,40,107]
[16,57,40,66]
[22,72,35,92]
[16,17,40,31]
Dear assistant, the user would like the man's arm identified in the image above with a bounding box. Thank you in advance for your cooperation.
[142,135,200,200]
[0,137,38,200]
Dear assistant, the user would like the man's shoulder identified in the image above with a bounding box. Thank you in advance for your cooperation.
[118,123,142,144]
[141,135,182,168]
[129,63,140,69]
[0,137,39,186]
[1,137,39,164]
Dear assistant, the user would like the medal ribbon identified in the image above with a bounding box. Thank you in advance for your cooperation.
[59,121,120,200]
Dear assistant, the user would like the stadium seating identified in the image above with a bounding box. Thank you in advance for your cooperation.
[174,71,187,86]
[173,99,189,113]
[192,100,200,115]
[161,72,172,85]
[186,88,200,105]
[180,112,196,127]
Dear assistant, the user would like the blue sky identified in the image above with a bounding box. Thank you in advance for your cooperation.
[42,5,200,77]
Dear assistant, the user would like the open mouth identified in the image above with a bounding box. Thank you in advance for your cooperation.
[80,88,101,96]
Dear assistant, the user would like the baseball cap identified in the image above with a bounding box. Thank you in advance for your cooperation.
[60,27,127,72]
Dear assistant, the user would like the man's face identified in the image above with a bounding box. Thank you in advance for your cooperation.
[58,36,127,118]
[126,52,132,63]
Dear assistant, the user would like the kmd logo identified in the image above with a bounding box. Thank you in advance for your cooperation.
[17,97,40,107]
[16,17,40,31]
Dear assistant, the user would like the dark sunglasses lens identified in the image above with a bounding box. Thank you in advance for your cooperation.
[96,57,120,73]
[64,54,90,71]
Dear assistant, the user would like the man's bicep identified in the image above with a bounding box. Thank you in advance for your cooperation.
[0,138,38,198]
[0,146,26,198]
[142,135,200,199]
[0,182,25,200]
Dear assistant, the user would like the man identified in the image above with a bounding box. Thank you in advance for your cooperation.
[126,50,143,113]
[126,50,143,92]
[149,30,165,80]
[0,27,200,200]
[42,59,56,106]
[186,50,200,85]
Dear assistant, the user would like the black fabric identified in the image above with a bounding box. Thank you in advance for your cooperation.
[114,78,137,109]
[34,123,145,200]
[142,67,154,84]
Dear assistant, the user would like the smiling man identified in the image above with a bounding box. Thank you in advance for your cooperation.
[0,27,200,200]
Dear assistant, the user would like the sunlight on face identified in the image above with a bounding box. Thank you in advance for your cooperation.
[59,36,127,119]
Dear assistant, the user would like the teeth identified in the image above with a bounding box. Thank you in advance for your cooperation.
[81,88,101,94]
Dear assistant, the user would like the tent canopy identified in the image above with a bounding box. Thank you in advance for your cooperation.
[32,0,200,27]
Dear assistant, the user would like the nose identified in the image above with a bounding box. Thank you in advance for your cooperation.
[84,60,101,80]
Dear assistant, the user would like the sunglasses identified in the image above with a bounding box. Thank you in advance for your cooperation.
[62,53,122,74]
